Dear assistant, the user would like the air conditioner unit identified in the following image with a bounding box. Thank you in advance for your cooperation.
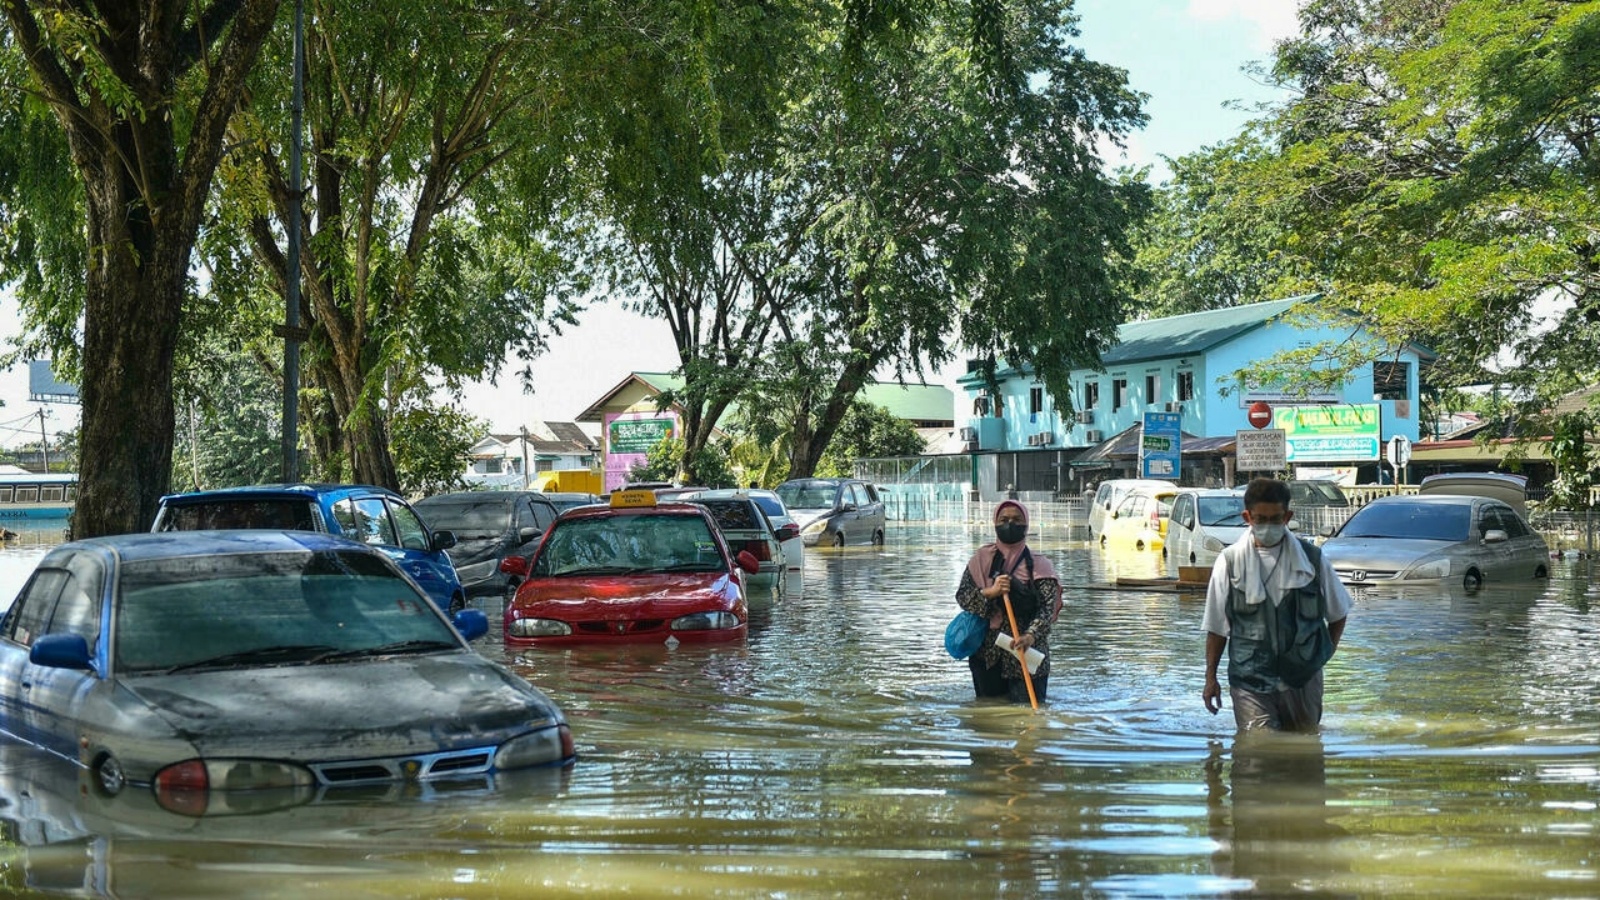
[1075,410,1095,424]
[959,426,978,442]
[1027,433,1041,446]
[1038,431,1054,445]
[1084,429,1104,443]
[1165,401,1184,413]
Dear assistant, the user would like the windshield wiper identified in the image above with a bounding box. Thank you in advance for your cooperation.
[554,566,636,576]
[161,644,340,673]
[656,562,720,572]
[312,639,458,662]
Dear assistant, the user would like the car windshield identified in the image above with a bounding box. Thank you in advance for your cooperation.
[777,482,836,509]
[158,499,318,531]
[115,549,459,673]
[1338,501,1471,541]
[1197,496,1246,526]
[692,499,768,534]
[531,514,723,576]
[416,498,509,535]
[749,495,787,520]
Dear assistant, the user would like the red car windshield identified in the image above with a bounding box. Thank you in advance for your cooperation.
[532,513,724,576]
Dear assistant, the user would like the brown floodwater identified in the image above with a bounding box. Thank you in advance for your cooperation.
[0,521,1596,898]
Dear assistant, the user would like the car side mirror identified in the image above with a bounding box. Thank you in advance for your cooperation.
[1318,524,1335,538]
[517,526,540,543]
[451,608,489,641]
[1483,529,1509,544]
[499,556,530,578]
[736,550,760,574]
[29,633,93,670]
[836,502,857,513]
[432,529,458,552]
[775,523,800,542]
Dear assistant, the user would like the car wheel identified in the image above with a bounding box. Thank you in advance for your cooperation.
[833,531,846,548]
[1099,534,1107,549]
[1161,547,1168,560]
[1136,540,1146,551]
[1534,564,1549,579]
[872,529,884,546]
[1462,569,1483,591]
[1188,552,1197,565]
[96,754,126,796]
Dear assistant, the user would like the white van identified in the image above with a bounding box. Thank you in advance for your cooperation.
[1087,478,1178,540]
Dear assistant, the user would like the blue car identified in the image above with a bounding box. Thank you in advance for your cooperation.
[152,484,466,613]
[0,531,574,811]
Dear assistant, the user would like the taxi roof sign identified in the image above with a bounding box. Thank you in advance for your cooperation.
[610,489,658,509]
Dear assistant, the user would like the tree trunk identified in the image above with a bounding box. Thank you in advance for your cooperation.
[789,360,873,479]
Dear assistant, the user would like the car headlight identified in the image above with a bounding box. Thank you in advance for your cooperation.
[1203,536,1225,551]
[495,724,575,770]
[507,617,572,637]
[1404,558,1452,579]
[671,611,742,631]
[801,520,828,535]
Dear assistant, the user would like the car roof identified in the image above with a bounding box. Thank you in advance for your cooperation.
[159,483,399,504]
[415,491,533,506]
[1365,494,1487,507]
[555,501,712,522]
[60,529,365,561]
[1175,487,1243,497]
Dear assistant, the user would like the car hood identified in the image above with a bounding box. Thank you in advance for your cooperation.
[123,653,561,756]
[515,573,738,619]
[1321,537,1445,570]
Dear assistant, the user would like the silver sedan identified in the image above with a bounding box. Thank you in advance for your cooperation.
[0,530,573,812]
[1321,495,1550,590]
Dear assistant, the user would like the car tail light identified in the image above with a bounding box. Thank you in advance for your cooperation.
[743,540,770,561]
[154,760,209,816]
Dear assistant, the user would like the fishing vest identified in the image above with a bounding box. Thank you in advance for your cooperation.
[1223,537,1327,694]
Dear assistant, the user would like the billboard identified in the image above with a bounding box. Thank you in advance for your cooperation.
[1275,403,1380,463]
[1140,411,1182,479]
[602,411,678,491]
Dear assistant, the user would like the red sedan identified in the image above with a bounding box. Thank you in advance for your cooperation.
[500,490,758,646]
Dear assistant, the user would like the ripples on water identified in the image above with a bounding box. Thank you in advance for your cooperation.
[0,522,1596,898]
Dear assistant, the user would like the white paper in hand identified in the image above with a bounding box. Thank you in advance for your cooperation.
[994,632,1044,675]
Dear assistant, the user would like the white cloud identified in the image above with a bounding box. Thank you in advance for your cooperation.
[1186,0,1302,49]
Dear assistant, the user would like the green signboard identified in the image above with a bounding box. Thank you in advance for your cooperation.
[608,416,675,454]
[1274,403,1380,462]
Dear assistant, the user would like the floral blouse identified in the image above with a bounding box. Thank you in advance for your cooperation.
[955,568,1062,681]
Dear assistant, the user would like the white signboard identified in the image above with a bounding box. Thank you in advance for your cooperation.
[1236,428,1287,472]
[1386,434,1412,468]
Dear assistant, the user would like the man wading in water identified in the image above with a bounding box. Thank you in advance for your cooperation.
[1202,477,1352,731]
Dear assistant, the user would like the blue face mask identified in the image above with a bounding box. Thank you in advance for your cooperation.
[1251,522,1287,546]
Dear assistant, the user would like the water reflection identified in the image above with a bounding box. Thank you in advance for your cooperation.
[0,524,1596,897]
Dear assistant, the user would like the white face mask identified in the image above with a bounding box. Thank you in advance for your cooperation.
[1251,522,1287,546]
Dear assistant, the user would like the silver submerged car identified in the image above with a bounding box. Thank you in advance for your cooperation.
[0,530,574,813]
[1321,495,1550,590]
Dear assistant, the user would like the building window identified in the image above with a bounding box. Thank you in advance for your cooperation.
[1083,381,1099,410]
[1145,373,1161,404]
[535,459,555,472]
[484,459,503,474]
[1029,386,1044,415]
[1113,378,1128,411]
[1374,361,1410,400]
[1177,371,1195,401]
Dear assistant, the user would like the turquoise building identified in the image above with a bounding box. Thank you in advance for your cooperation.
[955,297,1431,486]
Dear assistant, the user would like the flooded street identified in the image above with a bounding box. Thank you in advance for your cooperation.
[1,521,1597,898]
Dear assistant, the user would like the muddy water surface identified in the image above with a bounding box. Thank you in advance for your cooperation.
[0,521,1597,898]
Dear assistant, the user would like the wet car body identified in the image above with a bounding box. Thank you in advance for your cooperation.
[0,531,573,809]
[151,483,465,613]
[414,491,560,598]
[775,478,886,547]
[679,490,798,588]
[1321,494,1550,589]
[1100,483,1177,552]
[501,491,755,646]
[1163,488,1246,567]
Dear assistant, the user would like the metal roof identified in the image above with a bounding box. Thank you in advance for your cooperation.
[577,372,953,425]
[1101,296,1312,365]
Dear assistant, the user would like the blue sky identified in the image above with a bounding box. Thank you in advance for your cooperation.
[0,1,1303,445]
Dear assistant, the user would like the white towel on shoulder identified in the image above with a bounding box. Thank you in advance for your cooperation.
[1231,535,1317,606]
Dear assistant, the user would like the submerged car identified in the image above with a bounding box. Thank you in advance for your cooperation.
[500,489,758,646]
[774,478,886,546]
[414,491,560,598]
[1321,494,1549,589]
[152,483,465,613]
[680,489,800,585]
[1163,488,1247,567]
[1086,478,1176,541]
[1100,483,1177,552]
[0,531,574,811]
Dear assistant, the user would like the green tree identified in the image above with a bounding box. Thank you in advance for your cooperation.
[2,0,281,536]
[1240,0,1600,420]
[389,401,481,498]
[206,0,588,489]
[816,402,926,477]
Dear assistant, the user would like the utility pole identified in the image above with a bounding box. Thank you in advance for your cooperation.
[37,408,49,473]
[279,0,307,482]
[520,426,531,489]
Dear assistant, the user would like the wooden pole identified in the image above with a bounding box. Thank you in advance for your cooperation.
[1002,591,1039,710]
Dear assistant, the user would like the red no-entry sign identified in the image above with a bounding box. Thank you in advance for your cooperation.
[1247,400,1273,429]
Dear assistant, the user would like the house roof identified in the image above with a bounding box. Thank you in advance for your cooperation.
[1102,296,1313,365]
[576,371,954,426]
[1071,424,1234,463]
